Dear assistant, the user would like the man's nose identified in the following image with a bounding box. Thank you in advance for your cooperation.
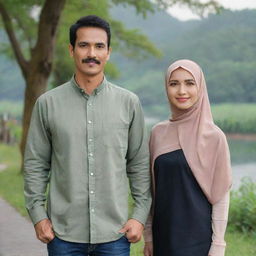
[87,46,96,58]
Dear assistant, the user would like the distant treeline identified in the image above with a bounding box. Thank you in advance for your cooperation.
[1,9,256,105]
[111,8,256,111]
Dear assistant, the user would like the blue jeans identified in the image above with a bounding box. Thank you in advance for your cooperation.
[47,236,130,256]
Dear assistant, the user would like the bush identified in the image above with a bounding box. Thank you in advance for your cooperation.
[229,178,256,235]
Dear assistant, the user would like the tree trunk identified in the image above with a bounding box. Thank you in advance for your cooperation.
[20,72,49,167]
[19,0,66,171]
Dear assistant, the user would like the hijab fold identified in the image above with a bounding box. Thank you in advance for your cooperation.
[150,59,232,204]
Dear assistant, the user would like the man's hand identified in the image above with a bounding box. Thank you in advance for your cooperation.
[144,241,153,256]
[34,218,55,243]
[119,219,144,243]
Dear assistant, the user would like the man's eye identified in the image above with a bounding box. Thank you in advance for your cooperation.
[169,82,177,86]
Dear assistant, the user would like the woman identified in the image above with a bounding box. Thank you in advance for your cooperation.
[143,59,232,256]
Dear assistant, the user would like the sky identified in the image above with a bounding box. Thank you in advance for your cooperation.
[167,0,256,21]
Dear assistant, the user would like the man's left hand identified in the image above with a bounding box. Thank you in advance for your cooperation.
[119,219,144,243]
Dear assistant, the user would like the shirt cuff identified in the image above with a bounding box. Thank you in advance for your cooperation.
[208,242,226,256]
[131,207,150,226]
[28,205,48,225]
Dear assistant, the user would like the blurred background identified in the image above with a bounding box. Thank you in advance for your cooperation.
[0,0,255,255]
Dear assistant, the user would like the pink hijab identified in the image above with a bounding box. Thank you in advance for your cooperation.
[150,59,232,204]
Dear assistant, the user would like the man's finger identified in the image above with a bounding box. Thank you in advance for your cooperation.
[118,226,128,234]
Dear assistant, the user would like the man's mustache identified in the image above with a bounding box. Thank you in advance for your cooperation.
[82,58,101,65]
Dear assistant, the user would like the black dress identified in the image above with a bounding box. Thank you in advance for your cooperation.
[152,149,212,256]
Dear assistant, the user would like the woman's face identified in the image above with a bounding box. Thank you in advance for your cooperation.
[167,67,199,110]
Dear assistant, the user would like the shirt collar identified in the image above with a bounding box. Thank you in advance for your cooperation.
[71,75,107,96]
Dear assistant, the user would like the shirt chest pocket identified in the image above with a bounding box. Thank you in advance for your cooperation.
[102,122,129,149]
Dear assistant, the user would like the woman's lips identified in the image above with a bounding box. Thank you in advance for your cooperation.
[176,97,190,103]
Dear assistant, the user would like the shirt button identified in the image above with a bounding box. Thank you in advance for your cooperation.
[91,208,95,213]
[90,172,94,176]
[88,103,92,106]
[89,138,93,142]
[89,153,93,157]
[90,190,94,194]
[88,120,92,124]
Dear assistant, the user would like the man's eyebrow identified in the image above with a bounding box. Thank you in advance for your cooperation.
[77,41,88,45]
[95,42,106,46]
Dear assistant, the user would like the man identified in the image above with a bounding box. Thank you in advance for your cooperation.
[24,15,151,256]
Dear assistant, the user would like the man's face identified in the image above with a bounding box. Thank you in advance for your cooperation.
[69,27,111,77]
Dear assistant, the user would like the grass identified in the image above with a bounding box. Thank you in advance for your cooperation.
[0,144,256,255]
[211,103,256,121]
[211,103,256,133]
[0,144,27,216]
[225,231,256,256]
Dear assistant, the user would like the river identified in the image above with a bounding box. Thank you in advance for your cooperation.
[232,162,256,190]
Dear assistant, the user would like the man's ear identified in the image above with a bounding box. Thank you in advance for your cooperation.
[106,47,112,61]
[69,44,74,57]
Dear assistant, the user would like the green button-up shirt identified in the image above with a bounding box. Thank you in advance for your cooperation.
[24,76,151,243]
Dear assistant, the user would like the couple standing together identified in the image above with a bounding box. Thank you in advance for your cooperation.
[24,15,232,256]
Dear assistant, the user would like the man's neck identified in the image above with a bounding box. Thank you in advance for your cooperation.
[75,72,104,95]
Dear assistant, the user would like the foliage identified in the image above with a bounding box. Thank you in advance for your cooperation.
[225,231,256,256]
[211,104,256,133]
[229,178,256,236]
[111,8,256,110]
[1,8,256,104]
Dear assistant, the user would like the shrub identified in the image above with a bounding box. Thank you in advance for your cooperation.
[228,178,256,235]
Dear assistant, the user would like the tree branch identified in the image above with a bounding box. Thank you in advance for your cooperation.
[15,15,34,51]
[31,0,66,76]
[0,1,29,77]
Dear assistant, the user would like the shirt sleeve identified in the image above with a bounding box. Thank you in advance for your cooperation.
[126,96,152,226]
[24,96,52,225]
[208,191,230,256]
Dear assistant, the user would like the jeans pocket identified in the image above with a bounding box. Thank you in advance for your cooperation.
[121,235,130,243]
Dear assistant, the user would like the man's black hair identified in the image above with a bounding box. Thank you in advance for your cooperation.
[69,15,111,49]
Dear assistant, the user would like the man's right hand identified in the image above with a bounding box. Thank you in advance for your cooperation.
[34,218,55,243]
[144,241,153,256]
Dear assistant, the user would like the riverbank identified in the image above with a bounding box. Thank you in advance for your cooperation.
[226,133,256,141]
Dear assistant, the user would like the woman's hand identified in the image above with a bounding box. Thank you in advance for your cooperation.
[144,241,153,256]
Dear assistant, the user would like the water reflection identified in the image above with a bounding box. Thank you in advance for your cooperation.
[228,138,256,190]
